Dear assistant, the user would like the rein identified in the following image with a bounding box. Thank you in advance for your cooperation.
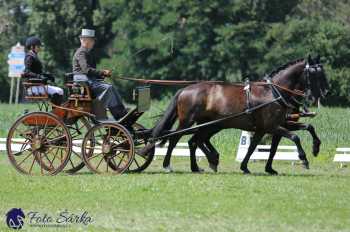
[117,76,224,85]
[118,76,305,97]
[270,83,305,97]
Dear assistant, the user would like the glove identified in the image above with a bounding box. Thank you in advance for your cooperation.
[101,69,112,77]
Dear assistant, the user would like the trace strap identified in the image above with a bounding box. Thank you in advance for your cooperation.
[151,96,282,142]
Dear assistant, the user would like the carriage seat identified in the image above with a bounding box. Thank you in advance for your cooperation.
[64,73,92,101]
[22,77,49,100]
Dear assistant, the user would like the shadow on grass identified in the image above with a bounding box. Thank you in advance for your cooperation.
[115,170,322,177]
[57,168,350,178]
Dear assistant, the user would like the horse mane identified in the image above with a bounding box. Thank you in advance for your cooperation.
[268,58,305,79]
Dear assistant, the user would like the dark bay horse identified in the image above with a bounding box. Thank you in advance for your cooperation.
[147,56,328,174]
[182,55,329,175]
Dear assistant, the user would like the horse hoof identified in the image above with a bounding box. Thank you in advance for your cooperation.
[302,161,310,169]
[312,140,321,157]
[209,163,218,172]
[192,167,204,173]
[240,166,251,175]
[265,168,278,175]
[164,166,173,173]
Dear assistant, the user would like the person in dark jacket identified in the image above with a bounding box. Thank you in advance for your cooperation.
[23,36,63,104]
[72,29,127,120]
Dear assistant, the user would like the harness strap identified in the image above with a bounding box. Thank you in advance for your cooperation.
[244,79,252,113]
[118,76,306,98]
[152,97,282,142]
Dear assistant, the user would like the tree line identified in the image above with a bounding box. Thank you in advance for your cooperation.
[1,0,349,104]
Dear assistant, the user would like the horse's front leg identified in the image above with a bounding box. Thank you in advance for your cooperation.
[265,134,282,175]
[273,126,310,169]
[240,132,265,174]
[285,121,321,156]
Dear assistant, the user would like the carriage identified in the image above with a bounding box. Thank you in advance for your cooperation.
[6,74,155,175]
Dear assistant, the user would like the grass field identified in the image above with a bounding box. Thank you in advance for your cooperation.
[0,102,350,231]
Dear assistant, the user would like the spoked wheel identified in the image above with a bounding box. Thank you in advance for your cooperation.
[81,123,134,174]
[64,117,92,174]
[7,112,72,175]
[127,123,155,173]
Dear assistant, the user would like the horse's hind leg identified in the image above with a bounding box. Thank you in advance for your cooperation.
[188,134,204,172]
[163,121,194,172]
[163,134,182,172]
[191,128,221,172]
[240,132,265,174]
[265,134,282,175]
[204,139,220,172]
[285,121,321,156]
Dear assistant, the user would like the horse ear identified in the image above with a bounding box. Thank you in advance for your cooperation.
[307,54,312,63]
[315,54,321,63]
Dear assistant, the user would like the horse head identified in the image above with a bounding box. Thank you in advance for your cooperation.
[271,55,329,104]
[303,55,329,102]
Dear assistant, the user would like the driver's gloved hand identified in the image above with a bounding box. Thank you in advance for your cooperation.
[37,74,49,84]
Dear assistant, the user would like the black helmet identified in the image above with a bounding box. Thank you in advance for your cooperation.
[25,36,42,49]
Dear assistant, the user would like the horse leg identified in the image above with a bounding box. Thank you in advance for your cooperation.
[187,127,220,172]
[163,134,182,172]
[194,128,221,172]
[202,139,220,172]
[188,134,205,172]
[163,120,194,172]
[285,121,321,156]
[265,134,282,175]
[240,132,265,174]
[273,126,309,169]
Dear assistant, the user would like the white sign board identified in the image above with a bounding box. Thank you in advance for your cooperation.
[236,131,299,162]
[7,42,25,78]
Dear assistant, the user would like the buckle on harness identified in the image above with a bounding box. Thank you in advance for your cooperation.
[244,78,252,114]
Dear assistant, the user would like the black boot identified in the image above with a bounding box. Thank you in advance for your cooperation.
[51,93,63,105]
[109,105,128,121]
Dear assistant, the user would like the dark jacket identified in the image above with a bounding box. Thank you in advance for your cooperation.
[23,50,43,78]
[72,46,103,80]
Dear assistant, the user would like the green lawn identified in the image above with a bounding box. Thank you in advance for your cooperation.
[0,103,350,231]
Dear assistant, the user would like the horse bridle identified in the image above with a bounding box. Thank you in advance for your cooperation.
[303,62,323,91]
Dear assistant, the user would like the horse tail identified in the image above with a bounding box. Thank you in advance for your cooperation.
[152,90,182,144]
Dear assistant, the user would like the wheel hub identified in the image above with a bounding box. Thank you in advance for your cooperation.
[32,135,42,150]
[102,143,111,154]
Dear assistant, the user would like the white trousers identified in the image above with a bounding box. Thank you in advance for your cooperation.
[27,85,64,96]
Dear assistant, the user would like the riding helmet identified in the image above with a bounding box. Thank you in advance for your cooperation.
[25,36,42,49]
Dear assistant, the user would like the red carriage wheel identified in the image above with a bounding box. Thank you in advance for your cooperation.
[6,112,72,175]
[81,123,134,174]
[126,123,154,173]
